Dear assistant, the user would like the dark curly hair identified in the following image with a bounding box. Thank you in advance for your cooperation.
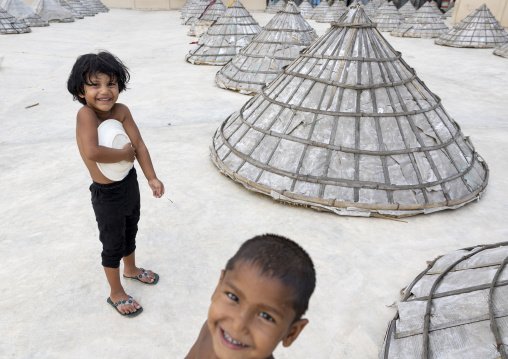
[67,51,130,105]
[225,233,316,322]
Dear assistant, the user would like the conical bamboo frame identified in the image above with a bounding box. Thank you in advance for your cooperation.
[0,0,49,27]
[77,0,99,14]
[66,0,96,17]
[316,0,346,23]
[310,0,329,20]
[435,4,508,48]
[398,1,415,19]
[0,7,31,33]
[372,2,403,32]
[58,0,84,19]
[186,0,261,65]
[181,0,200,19]
[264,1,275,13]
[215,1,317,95]
[266,0,285,13]
[391,3,448,38]
[33,0,74,22]
[298,1,313,19]
[83,0,108,12]
[210,6,488,218]
[183,0,211,25]
[493,42,508,58]
[187,0,226,37]
[363,1,377,17]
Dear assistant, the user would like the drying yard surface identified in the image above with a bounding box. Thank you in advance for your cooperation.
[0,8,507,358]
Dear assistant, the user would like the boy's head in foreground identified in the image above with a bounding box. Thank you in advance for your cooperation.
[67,51,130,107]
[208,233,316,359]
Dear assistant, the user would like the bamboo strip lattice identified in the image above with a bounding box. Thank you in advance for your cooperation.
[215,1,317,95]
[372,2,403,32]
[494,42,508,58]
[66,0,96,17]
[391,2,448,39]
[309,0,329,20]
[186,0,261,65]
[81,0,108,13]
[398,1,415,19]
[210,5,488,218]
[316,0,346,23]
[187,0,226,36]
[57,0,83,19]
[266,0,285,14]
[264,1,275,13]
[0,5,31,33]
[183,0,211,25]
[380,242,508,358]
[0,0,48,27]
[363,1,377,18]
[33,0,74,22]
[429,0,445,19]
[435,4,508,48]
[181,0,200,19]
[298,0,313,19]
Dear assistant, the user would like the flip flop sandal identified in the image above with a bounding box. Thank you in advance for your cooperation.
[107,296,143,317]
[123,268,159,285]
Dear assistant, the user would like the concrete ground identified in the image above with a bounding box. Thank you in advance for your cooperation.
[0,9,507,359]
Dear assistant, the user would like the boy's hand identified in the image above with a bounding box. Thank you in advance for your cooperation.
[148,178,165,198]
[123,143,136,163]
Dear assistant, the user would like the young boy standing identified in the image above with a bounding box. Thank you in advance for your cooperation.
[67,51,164,317]
[186,234,316,359]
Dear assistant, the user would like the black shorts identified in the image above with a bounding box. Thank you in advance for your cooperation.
[90,168,140,268]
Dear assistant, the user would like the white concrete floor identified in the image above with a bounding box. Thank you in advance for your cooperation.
[0,9,507,359]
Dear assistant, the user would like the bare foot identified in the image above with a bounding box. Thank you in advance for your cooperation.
[123,267,156,284]
[109,291,141,315]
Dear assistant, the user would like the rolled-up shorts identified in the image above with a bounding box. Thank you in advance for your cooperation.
[90,168,140,268]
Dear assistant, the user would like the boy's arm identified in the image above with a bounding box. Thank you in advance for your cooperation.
[77,106,135,163]
[119,104,165,198]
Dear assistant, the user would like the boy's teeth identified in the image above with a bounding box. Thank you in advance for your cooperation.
[224,330,246,347]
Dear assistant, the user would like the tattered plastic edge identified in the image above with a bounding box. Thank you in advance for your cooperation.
[210,144,488,219]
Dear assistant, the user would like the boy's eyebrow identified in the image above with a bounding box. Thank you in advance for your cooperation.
[225,281,285,318]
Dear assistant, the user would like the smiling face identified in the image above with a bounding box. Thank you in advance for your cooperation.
[207,262,308,359]
[79,73,119,116]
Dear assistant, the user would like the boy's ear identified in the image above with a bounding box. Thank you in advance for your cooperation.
[281,318,309,348]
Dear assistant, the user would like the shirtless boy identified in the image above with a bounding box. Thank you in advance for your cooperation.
[186,234,316,358]
[67,51,164,317]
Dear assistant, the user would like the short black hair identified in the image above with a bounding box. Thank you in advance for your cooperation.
[67,51,130,105]
[225,234,316,321]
